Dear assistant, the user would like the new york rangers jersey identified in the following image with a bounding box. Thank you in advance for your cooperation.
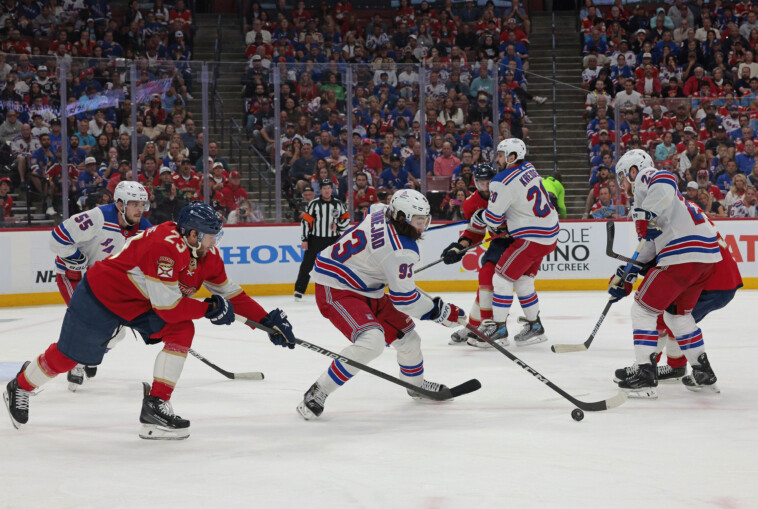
[633,167,722,266]
[483,161,559,245]
[310,204,436,319]
[50,203,152,274]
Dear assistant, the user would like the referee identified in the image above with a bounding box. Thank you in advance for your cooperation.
[294,179,350,300]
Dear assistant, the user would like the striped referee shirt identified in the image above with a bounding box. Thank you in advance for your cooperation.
[301,197,350,240]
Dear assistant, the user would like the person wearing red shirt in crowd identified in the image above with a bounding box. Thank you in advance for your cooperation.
[676,126,706,154]
[169,0,192,27]
[695,168,724,200]
[683,67,715,96]
[352,171,378,213]
[221,170,248,212]
[425,109,445,135]
[172,158,202,201]
[138,157,161,191]
[2,29,31,54]
[641,106,673,132]
[0,177,14,220]
[360,139,383,179]
[502,17,528,43]
[208,161,229,195]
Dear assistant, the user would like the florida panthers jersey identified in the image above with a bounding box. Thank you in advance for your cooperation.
[483,161,559,245]
[633,167,722,267]
[460,191,489,245]
[310,204,436,319]
[50,203,151,274]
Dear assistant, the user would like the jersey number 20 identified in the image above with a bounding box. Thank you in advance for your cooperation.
[527,184,555,218]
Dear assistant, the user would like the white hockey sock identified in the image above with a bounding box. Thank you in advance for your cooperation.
[152,345,187,398]
[514,276,539,321]
[631,302,660,365]
[663,312,706,365]
[468,297,482,326]
[478,286,494,321]
[393,331,424,386]
[492,275,515,323]
[316,328,385,395]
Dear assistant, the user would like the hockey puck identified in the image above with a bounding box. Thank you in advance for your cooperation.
[571,408,584,421]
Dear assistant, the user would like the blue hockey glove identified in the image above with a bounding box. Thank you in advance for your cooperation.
[632,208,663,241]
[204,295,235,325]
[261,308,296,349]
[61,250,88,272]
[608,265,640,303]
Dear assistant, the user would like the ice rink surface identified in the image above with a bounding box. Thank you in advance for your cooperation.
[1,290,757,509]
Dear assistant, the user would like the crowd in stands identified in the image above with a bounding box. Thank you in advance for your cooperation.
[0,0,259,225]
[239,0,548,219]
[581,0,758,220]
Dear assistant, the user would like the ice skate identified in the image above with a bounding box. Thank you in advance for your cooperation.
[617,360,658,399]
[513,315,547,346]
[3,361,31,429]
[449,327,474,345]
[467,319,508,348]
[67,365,86,392]
[614,363,686,383]
[297,382,328,420]
[682,353,719,393]
[407,379,450,400]
[138,382,190,440]
[293,292,303,302]
[84,366,98,379]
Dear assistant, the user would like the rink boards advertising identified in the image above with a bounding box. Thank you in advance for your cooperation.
[0,220,756,306]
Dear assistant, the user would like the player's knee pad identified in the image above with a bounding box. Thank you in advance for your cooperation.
[392,330,421,356]
[351,328,387,362]
[160,321,195,353]
[630,301,659,330]
[513,275,536,296]
[662,311,697,338]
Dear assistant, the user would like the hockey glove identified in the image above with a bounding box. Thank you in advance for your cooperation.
[61,251,88,272]
[204,295,235,326]
[442,242,467,264]
[632,208,663,241]
[260,308,296,349]
[608,265,640,303]
[427,297,466,328]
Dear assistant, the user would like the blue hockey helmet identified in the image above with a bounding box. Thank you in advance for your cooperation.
[177,201,224,243]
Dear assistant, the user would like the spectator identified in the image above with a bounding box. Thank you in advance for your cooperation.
[171,158,201,202]
[227,199,265,224]
[716,160,741,195]
[696,188,726,218]
[0,177,14,221]
[151,167,186,224]
[77,157,107,201]
[656,133,677,161]
[590,185,625,219]
[730,185,758,217]
[352,171,378,215]
[0,109,22,143]
[724,173,749,210]
[433,141,461,177]
[222,171,248,212]
[379,154,411,191]
[696,169,724,201]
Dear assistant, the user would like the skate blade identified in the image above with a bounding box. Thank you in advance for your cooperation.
[494,338,510,348]
[514,334,547,347]
[139,423,190,440]
[622,387,658,399]
[684,382,720,394]
[296,402,319,421]
[3,390,23,430]
[466,338,493,349]
[658,376,685,384]
[67,383,81,392]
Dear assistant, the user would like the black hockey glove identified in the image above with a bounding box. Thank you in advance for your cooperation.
[261,308,296,349]
[205,295,235,326]
[441,242,467,264]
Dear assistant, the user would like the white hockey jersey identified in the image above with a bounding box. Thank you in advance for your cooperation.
[50,203,152,274]
[310,204,436,319]
[483,161,559,245]
[633,167,722,267]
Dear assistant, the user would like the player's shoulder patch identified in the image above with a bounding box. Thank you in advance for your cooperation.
[157,255,175,279]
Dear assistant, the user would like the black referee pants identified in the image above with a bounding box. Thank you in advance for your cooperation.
[294,235,338,294]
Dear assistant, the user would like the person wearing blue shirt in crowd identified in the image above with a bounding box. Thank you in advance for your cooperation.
[321,111,342,138]
[66,135,88,166]
[716,160,740,195]
[379,154,410,190]
[499,45,523,75]
[736,140,756,174]
[404,141,432,181]
[389,97,414,125]
[461,120,492,149]
[77,156,107,199]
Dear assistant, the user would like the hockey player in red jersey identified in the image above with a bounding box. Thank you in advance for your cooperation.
[50,181,152,390]
[4,202,296,439]
[441,162,515,346]
[609,149,722,398]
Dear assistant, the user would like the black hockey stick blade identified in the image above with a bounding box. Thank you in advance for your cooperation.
[606,221,645,268]
[465,323,626,411]
[237,315,480,401]
[188,348,264,380]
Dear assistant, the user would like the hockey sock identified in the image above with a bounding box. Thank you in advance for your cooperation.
[316,328,385,395]
[492,274,515,323]
[663,312,706,365]
[631,302,661,366]
[514,276,539,321]
[665,335,687,368]
[18,343,78,391]
[478,263,495,322]
[468,297,482,328]
[150,343,188,401]
[393,331,424,386]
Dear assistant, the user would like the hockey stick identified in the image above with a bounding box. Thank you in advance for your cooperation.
[416,230,510,274]
[550,238,646,354]
[426,220,468,232]
[464,322,627,411]
[235,315,481,400]
[188,348,265,380]
[605,221,646,268]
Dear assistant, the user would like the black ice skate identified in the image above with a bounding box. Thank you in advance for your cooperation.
[617,355,658,399]
[3,361,31,429]
[614,363,687,383]
[682,353,719,393]
[84,366,98,379]
[513,315,547,346]
[449,327,474,345]
[407,379,450,400]
[467,320,508,348]
[138,382,190,440]
[297,383,328,420]
[67,365,85,392]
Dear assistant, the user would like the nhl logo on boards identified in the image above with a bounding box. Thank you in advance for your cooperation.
[157,256,175,278]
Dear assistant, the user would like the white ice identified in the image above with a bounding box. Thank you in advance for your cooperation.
[2,291,757,509]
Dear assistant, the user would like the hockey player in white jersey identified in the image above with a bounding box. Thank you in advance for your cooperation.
[296,189,466,420]
[50,181,151,390]
[473,138,559,347]
[608,149,722,398]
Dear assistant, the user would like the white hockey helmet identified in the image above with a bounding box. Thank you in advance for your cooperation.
[115,181,150,211]
[615,149,653,186]
[496,138,527,163]
[389,189,431,230]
